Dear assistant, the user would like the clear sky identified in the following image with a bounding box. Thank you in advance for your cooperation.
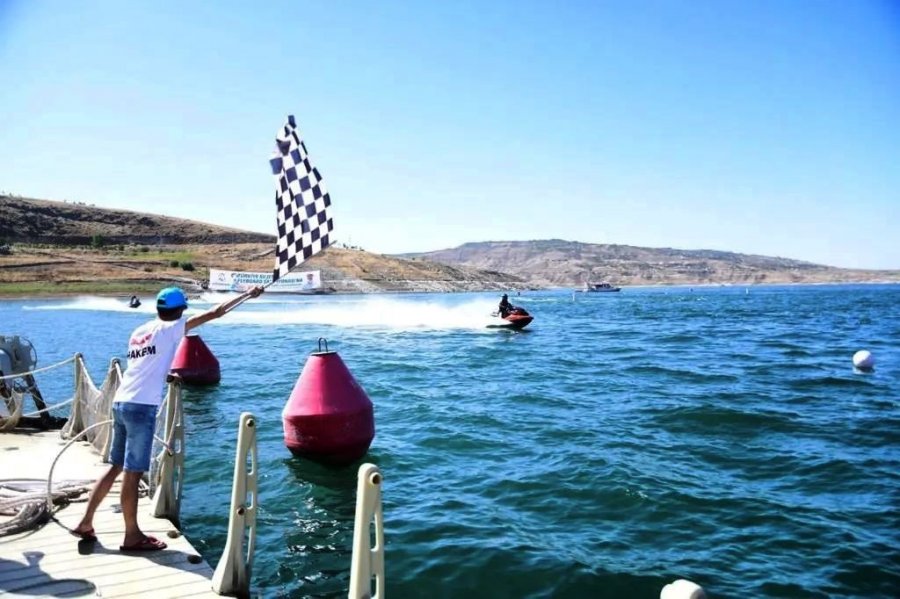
[1,1,898,268]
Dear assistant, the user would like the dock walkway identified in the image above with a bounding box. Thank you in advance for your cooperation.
[0,429,218,598]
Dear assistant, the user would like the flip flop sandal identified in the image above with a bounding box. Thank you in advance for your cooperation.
[119,535,167,552]
[71,528,98,542]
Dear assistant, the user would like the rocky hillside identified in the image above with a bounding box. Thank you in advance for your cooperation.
[401,240,900,286]
[0,196,525,295]
[3,196,896,294]
[0,195,273,245]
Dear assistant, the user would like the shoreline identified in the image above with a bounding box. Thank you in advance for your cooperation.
[2,279,898,301]
[3,239,898,301]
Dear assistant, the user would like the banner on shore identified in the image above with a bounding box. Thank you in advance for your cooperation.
[208,268,321,293]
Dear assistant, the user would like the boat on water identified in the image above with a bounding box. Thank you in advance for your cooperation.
[581,282,621,293]
[488,306,534,330]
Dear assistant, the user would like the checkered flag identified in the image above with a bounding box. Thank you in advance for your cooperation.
[269,115,334,281]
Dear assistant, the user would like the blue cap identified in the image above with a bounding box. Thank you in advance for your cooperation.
[156,287,188,309]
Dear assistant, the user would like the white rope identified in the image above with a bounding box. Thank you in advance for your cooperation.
[20,396,75,418]
[0,479,96,537]
[46,419,113,511]
[0,355,77,381]
[2,418,113,536]
[154,393,179,456]
[153,433,173,455]
[1,355,164,536]
[0,479,93,511]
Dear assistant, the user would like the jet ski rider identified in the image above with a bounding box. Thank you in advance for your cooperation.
[498,293,513,317]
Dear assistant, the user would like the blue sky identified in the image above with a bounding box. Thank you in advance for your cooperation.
[1,1,898,268]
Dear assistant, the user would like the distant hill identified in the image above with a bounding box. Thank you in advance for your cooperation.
[400,240,900,286]
[0,195,274,245]
[0,195,525,295]
[3,196,897,294]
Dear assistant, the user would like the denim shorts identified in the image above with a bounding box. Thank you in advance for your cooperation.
[109,402,157,472]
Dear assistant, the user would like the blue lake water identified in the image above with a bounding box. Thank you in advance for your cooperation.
[3,285,899,598]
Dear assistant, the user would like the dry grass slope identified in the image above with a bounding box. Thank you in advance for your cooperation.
[0,195,273,245]
[0,196,525,296]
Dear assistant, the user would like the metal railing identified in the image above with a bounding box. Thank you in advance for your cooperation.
[151,378,185,524]
[212,412,259,597]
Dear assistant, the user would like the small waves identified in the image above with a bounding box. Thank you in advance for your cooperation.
[6,285,900,598]
[650,405,802,435]
[655,333,705,344]
[787,375,876,390]
[626,364,739,384]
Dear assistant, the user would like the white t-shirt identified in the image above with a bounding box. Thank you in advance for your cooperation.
[114,317,187,406]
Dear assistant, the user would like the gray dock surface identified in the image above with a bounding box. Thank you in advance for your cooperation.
[0,429,218,597]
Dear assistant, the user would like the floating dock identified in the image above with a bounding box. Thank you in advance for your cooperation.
[0,428,218,598]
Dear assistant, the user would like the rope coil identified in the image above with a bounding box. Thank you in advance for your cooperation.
[1,353,170,537]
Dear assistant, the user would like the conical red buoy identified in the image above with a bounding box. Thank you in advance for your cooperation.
[170,334,221,385]
[282,339,374,466]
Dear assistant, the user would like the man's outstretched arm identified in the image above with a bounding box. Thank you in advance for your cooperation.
[186,286,264,332]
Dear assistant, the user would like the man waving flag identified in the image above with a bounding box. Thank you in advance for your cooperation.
[269,115,334,281]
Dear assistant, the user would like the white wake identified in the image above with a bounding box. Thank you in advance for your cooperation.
[26,296,505,330]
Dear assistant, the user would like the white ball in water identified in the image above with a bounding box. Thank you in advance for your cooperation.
[852,350,875,371]
[660,579,706,599]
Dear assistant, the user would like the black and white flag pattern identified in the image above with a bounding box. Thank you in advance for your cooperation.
[269,115,333,281]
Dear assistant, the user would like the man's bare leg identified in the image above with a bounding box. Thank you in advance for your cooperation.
[74,464,122,535]
[120,470,147,546]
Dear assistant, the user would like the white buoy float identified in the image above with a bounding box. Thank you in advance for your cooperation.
[852,350,875,372]
[661,579,706,599]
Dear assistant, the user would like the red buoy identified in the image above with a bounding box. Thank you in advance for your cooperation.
[170,334,221,385]
[282,341,374,466]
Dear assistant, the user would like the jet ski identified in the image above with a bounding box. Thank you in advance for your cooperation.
[128,296,141,309]
[488,306,533,330]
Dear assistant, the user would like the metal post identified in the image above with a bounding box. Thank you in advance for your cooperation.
[99,358,122,462]
[212,412,258,597]
[151,378,185,524]
[348,463,384,599]
[66,353,85,436]
[22,374,51,429]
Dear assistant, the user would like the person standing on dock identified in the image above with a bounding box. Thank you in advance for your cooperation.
[72,285,263,551]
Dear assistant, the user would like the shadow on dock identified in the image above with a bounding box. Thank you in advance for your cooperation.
[0,551,97,596]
